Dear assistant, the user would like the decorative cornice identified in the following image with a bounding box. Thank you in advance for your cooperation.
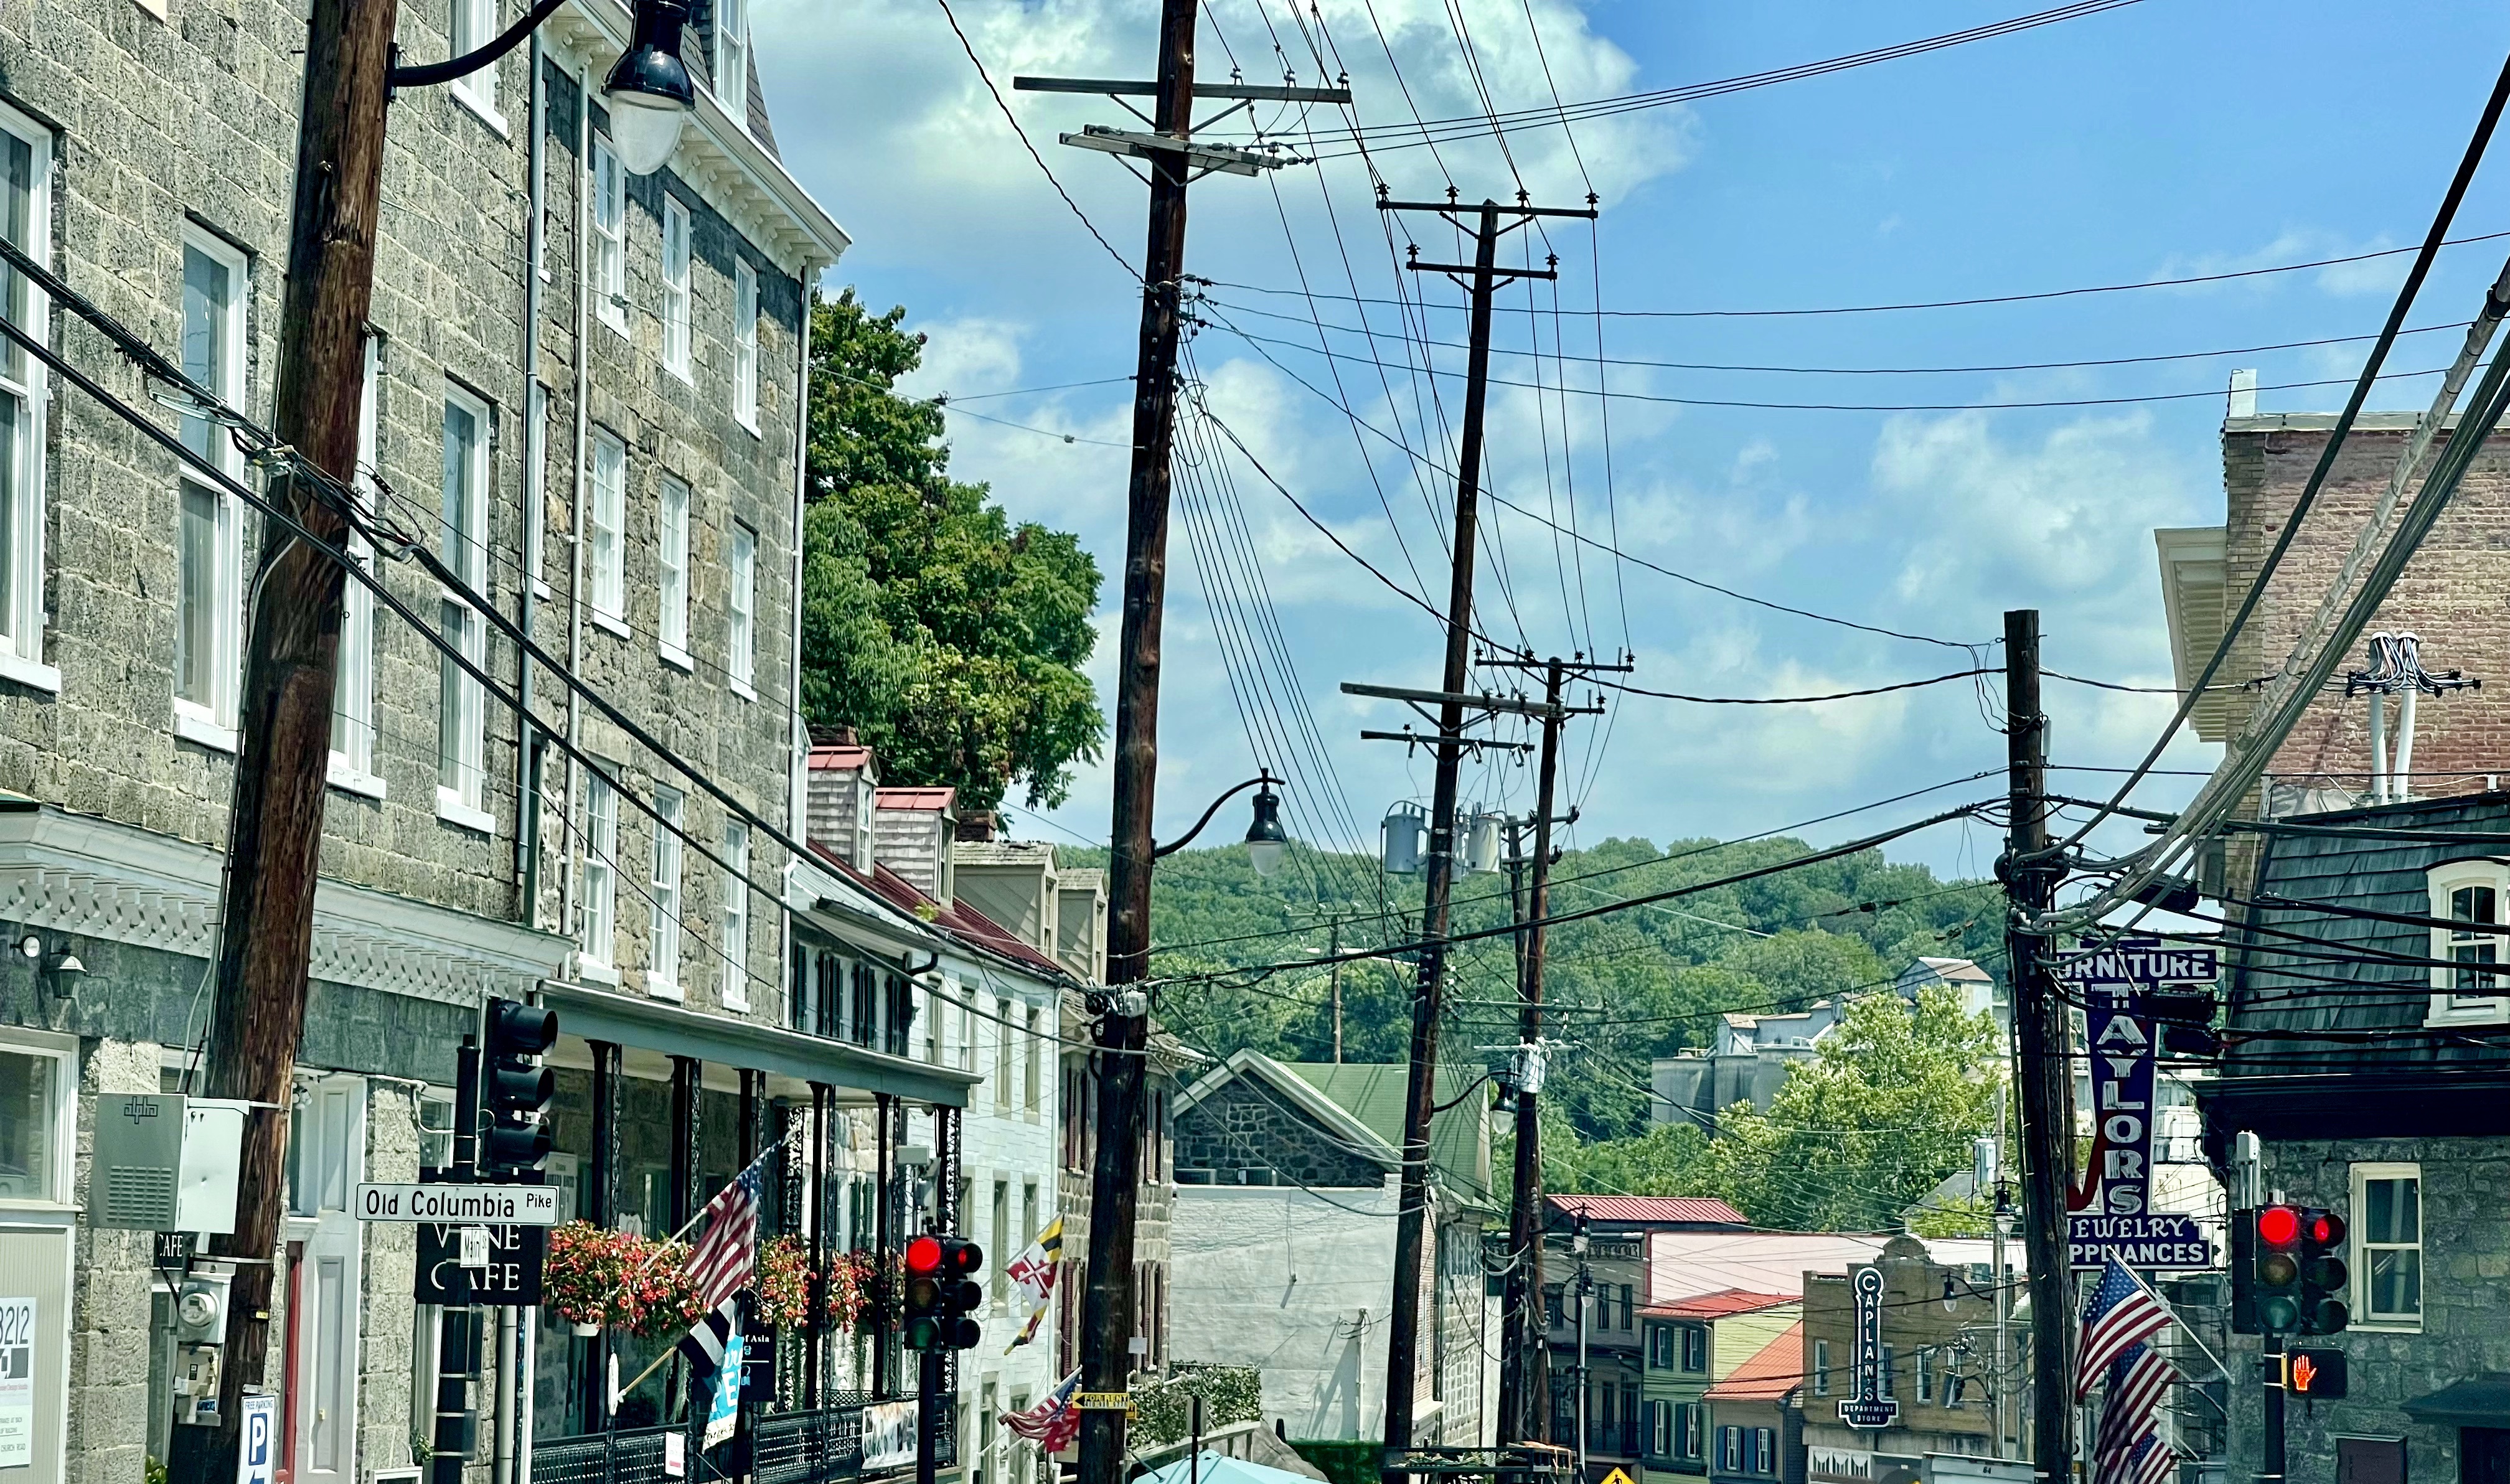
[0,805,572,1007]
[540,0,850,281]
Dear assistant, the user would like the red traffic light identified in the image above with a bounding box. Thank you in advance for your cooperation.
[2257,1205,2301,1249]
[2305,1209,2346,1247]
[905,1234,944,1275]
[944,1237,985,1276]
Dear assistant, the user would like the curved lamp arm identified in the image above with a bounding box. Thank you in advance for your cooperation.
[387,0,572,92]
[1152,770,1279,858]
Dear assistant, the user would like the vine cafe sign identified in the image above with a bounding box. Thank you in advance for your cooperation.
[2060,935,2217,1272]
[1835,1266,1899,1429]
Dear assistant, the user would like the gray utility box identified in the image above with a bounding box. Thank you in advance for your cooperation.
[91,1093,246,1233]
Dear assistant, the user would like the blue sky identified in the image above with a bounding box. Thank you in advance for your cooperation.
[751,0,2510,879]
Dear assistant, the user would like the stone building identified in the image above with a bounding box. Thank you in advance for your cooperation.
[0,0,1030,1478]
[1797,1237,2029,1484]
[1167,1051,1493,1447]
[2196,791,2510,1484]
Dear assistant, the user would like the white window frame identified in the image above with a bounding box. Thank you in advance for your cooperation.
[174,227,248,751]
[720,819,750,1012]
[589,430,628,634]
[1812,1338,1829,1396]
[0,1028,75,1209]
[448,0,507,131]
[661,197,692,381]
[580,770,619,979]
[733,261,759,431]
[648,784,684,1000]
[1720,1427,1740,1473]
[1914,1346,1931,1407]
[2351,1160,2423,1332]
[590,134,628,337]
[728,522,756,697]
[657,473,690,666]
[329,333,384,797]
[712,0,748,127]
[2427,860,2510,1025]
[435,380,494,834]
[0,105,54,693]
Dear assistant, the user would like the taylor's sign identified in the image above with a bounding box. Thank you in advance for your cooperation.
[2062,936,2216,1272]
[354,1183,561,1225]
[1836,1266,1898,1429]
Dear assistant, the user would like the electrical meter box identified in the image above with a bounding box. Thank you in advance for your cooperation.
[92,1093,245,1233]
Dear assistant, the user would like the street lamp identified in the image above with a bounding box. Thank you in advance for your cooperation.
[1152,769,1291,878]
[603,0,697,173]
[388,0,697,176]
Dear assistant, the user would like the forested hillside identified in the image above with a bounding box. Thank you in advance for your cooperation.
[1069,834,2009,1229]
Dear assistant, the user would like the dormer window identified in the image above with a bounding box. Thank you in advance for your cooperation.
[712,0,748,128]
[2428,860,2510,1026]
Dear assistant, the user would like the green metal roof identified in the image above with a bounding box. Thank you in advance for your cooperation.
[1281,1061,1493,1206]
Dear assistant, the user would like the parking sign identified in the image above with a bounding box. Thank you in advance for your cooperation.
[236,1391,278,1484]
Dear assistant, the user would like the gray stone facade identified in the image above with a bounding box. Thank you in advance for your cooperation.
[1175,1076,1389,1189]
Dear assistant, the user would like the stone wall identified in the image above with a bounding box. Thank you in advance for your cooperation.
[1175,1077,1389,1189]
[2222,1134,2510,1484]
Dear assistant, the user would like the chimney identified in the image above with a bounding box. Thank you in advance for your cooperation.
[2227,367,2259,421]
[956,810,998,843]
[806,741,879,869]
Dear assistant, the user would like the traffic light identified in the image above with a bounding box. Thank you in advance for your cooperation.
[2288,1347,2349,1399]
[481,998,557,1179]
[2253,1204,2303,1333]
[2297,1208,2349,1335]
[902,1234,985,1350]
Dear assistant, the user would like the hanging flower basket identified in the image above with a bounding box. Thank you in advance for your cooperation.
[822,1249,883,1333]
[544,1222,647,1331]
[754,1236,812,1329]
[631,1240,711,1338]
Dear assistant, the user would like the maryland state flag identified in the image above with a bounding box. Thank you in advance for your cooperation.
[1005,1216,1064,1353]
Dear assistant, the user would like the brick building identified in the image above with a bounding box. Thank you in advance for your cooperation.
[2157,397,2510,815]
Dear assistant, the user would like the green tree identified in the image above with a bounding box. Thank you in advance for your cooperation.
[799,289,1104,811]
[1700,984,2005,1231]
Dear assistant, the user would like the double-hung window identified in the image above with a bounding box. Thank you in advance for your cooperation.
[589,431,626,630]
[331,336,382,794]
[1719,1428,1740,1473]
[733,262,759,429]
[1681,1325,1707,1372]
[719,819,750,1010]
[2429,862,2510,1024]
[449,0,502,123]
[1812,1338,1830,1396]
[436,384,493,832]
[1678,1404,1701,1460]
[728,523,756,694]
[649,784,684,998]
[0,107,52,691]
[1915,1347,1932,1407]
[1753,1429,1775,1475]
[590,136,627,336]
[657,474,690,665]
[662,197,692,380]
[581,771,618,975]
[712,0,748,126]
[2353,1162,2422,1329]
[176,230,247,748]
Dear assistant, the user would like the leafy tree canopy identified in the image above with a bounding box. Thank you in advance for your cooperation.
[799,289,1104,812]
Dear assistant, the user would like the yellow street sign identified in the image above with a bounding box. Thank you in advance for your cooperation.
[1076,1392,1132,1411]
[1600,1468,1637,1484]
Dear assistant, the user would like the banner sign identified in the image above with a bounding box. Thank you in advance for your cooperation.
[2061,936,2215,1272]
[1835,1266,1898,1429]
[415,1222,545,1305]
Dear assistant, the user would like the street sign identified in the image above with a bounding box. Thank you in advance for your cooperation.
[2288,1348,2349,1399]
[1839,1266,1899,1429]
[1599,1469,1637,1484]
[235,1391,278,1484]
[2063,935,2219,1272]
[416,1223,544,1306]
[354,1183,560,1225]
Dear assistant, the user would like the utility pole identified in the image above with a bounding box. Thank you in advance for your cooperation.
[2001,608,2075,1484]
[1488,654,1622,1458]
[166,0,394,1476]
[1356,194,1595,1484]
[1014,41,1350,1484]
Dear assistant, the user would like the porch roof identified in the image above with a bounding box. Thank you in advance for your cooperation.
[539,980,981,1106]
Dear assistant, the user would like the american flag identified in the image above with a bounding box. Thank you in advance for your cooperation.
[1002,1369,1083,1455]
[2075,1259,2171,1401]
[685,1157,768,1314]
[2092,1341,2179,1484]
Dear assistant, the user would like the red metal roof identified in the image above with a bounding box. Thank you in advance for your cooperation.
[875,786,956,811]
[809,745,873,771]
[1703,1321,1803,1402]
[1549,1194,1749,1226]
[1644,1289,1798,1321]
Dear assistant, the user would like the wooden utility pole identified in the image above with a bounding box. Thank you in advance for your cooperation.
[2001,608,2075,1483]
[1017,33,1352,1484]
[1487,654,1621,1458]
[1363,195,1596,1484]
[166,0,393,1476]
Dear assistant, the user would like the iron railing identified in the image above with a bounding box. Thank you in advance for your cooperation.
[533,1397,949,1484]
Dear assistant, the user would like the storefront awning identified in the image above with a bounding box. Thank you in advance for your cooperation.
[2403,1376,2510,1425]
[539,980,982,1106]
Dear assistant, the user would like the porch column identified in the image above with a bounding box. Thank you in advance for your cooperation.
[873,1092,895,1396]
[670,1056,701,1230]
[806,1081,832,1409]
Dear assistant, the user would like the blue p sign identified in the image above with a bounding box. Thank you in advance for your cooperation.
[236,1392,278,1484]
